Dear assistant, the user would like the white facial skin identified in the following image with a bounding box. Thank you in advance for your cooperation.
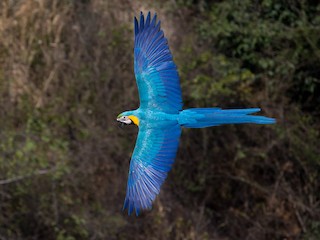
[117,115,132,125]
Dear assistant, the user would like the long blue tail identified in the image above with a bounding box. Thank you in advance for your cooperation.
[179,108,275,128]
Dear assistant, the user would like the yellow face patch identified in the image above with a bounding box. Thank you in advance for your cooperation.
[128,115,139,126]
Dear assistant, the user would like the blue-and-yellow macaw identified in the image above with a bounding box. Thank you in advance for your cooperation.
[117,12,275,215]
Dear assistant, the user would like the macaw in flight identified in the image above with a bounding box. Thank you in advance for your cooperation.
[117,12,275,216]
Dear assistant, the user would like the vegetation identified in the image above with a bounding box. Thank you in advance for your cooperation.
[0,0,319,239]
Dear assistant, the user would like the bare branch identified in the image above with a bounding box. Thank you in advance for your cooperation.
[0,168,56,185]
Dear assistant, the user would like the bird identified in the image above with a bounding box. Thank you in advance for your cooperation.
[117,12,275,216]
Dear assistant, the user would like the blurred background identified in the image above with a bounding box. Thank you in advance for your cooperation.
[0,0,319,239]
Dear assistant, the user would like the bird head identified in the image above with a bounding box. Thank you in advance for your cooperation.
[117,112,139,127]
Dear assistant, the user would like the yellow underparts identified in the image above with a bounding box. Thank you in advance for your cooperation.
[128,115,139,126]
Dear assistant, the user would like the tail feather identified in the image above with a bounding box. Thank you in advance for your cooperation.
[179,108,275,128]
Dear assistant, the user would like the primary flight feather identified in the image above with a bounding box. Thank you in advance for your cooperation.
[117,12,275,216]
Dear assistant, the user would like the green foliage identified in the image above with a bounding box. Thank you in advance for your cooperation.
[174,0,320,239]
[0,1,132,239]
[304,221,320,240]
[187,52,255,104]
[0,115,69,179]
[0,0,319,239]
[198,0,320,110]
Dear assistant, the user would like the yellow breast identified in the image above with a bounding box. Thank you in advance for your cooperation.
[128,115,139,126]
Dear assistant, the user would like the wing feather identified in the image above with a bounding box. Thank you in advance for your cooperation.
[134,12,183,113]
[123,123,181,215]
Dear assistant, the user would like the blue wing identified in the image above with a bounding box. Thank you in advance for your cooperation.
[123,122,181,215]
[134,12,183,113]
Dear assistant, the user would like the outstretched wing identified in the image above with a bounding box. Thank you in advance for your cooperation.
[123,122,181,215]
[134,12,183,113]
